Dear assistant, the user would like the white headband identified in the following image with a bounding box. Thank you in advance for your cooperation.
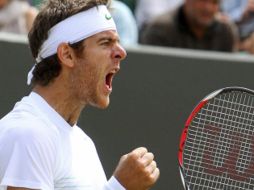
[27,5,116,85]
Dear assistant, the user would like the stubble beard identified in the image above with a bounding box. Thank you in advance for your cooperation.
[70,69,109,109]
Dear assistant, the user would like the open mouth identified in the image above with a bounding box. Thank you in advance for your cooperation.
[105,67,120,92]
[105,72,114,90]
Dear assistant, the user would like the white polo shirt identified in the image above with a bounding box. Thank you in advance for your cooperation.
[0,92,125,190]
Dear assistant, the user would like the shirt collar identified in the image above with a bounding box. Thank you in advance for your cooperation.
[28,91,76,131]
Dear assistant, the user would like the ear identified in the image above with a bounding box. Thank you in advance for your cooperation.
[56,43,75,68]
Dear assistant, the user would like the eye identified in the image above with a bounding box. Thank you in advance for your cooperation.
[100,39,112,46]
[101,41,110,45]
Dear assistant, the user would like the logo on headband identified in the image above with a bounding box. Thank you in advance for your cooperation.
[105,13,112,20]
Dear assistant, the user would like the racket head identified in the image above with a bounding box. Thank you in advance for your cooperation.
[178,86,254,190]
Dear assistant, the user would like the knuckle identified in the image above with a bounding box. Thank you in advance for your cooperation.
[149,170,159,183]
[147,173,156,185]
[147,167,160,183]
[148,152,154,159]
[133,147,147,154]
[120,154,127,161]
[128,151,139,160]
[140,147,148,152]
[153,168,160,180]
[152,160,157,168]
[144,167,152,176]
[137,159,146,169]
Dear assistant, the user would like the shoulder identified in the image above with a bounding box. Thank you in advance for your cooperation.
[211,19,239,51]
[149,9,176,28]
[0,115,59,174]
[214,18,238,36]
[0,118,53,139]
[0,105,59,148]
[0,114,58,159]
[140,9,178,45]
[0,118,57,190]
[143,8,178,36]
[0,119,58,155]
[144,9,176,34]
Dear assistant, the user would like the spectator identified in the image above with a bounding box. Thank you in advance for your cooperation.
[110,0,138,46]
[140,0,238,52]
[135,0,183,31]
[220,0,254,54]
[0,0,38,35]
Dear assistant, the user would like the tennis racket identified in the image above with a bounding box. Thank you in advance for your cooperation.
[178,87,254,190]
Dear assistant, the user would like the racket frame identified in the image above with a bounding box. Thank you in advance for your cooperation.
[178,86,254,190]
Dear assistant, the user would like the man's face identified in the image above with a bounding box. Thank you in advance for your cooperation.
[70,30,126,109]
[185,0,220,27]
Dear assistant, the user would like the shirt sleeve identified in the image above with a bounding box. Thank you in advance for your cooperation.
[0,125,56,190]
[104,176,126,190]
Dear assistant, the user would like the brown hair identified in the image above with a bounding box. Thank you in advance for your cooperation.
[28,0,110,86]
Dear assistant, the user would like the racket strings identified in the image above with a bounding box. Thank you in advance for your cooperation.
[183,91,254,189]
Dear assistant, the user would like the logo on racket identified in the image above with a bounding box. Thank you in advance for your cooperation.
[201,125,254,182]
[178,87,254,189]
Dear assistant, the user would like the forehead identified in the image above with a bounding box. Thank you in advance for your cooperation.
[88,30,120,41]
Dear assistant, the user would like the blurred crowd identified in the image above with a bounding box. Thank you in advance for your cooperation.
[0,0,38,34]
[3,0,254,55]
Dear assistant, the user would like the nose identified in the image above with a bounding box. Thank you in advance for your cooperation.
[112,43,127,62]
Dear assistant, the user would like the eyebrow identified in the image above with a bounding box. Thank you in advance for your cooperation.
[97,36,120,44]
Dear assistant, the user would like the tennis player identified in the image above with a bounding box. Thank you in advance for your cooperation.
[0,0,160,189]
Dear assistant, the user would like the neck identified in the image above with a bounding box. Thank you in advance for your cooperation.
[33,82,85,126]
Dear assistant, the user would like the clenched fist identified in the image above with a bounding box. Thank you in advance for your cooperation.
[113,147,160,190]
